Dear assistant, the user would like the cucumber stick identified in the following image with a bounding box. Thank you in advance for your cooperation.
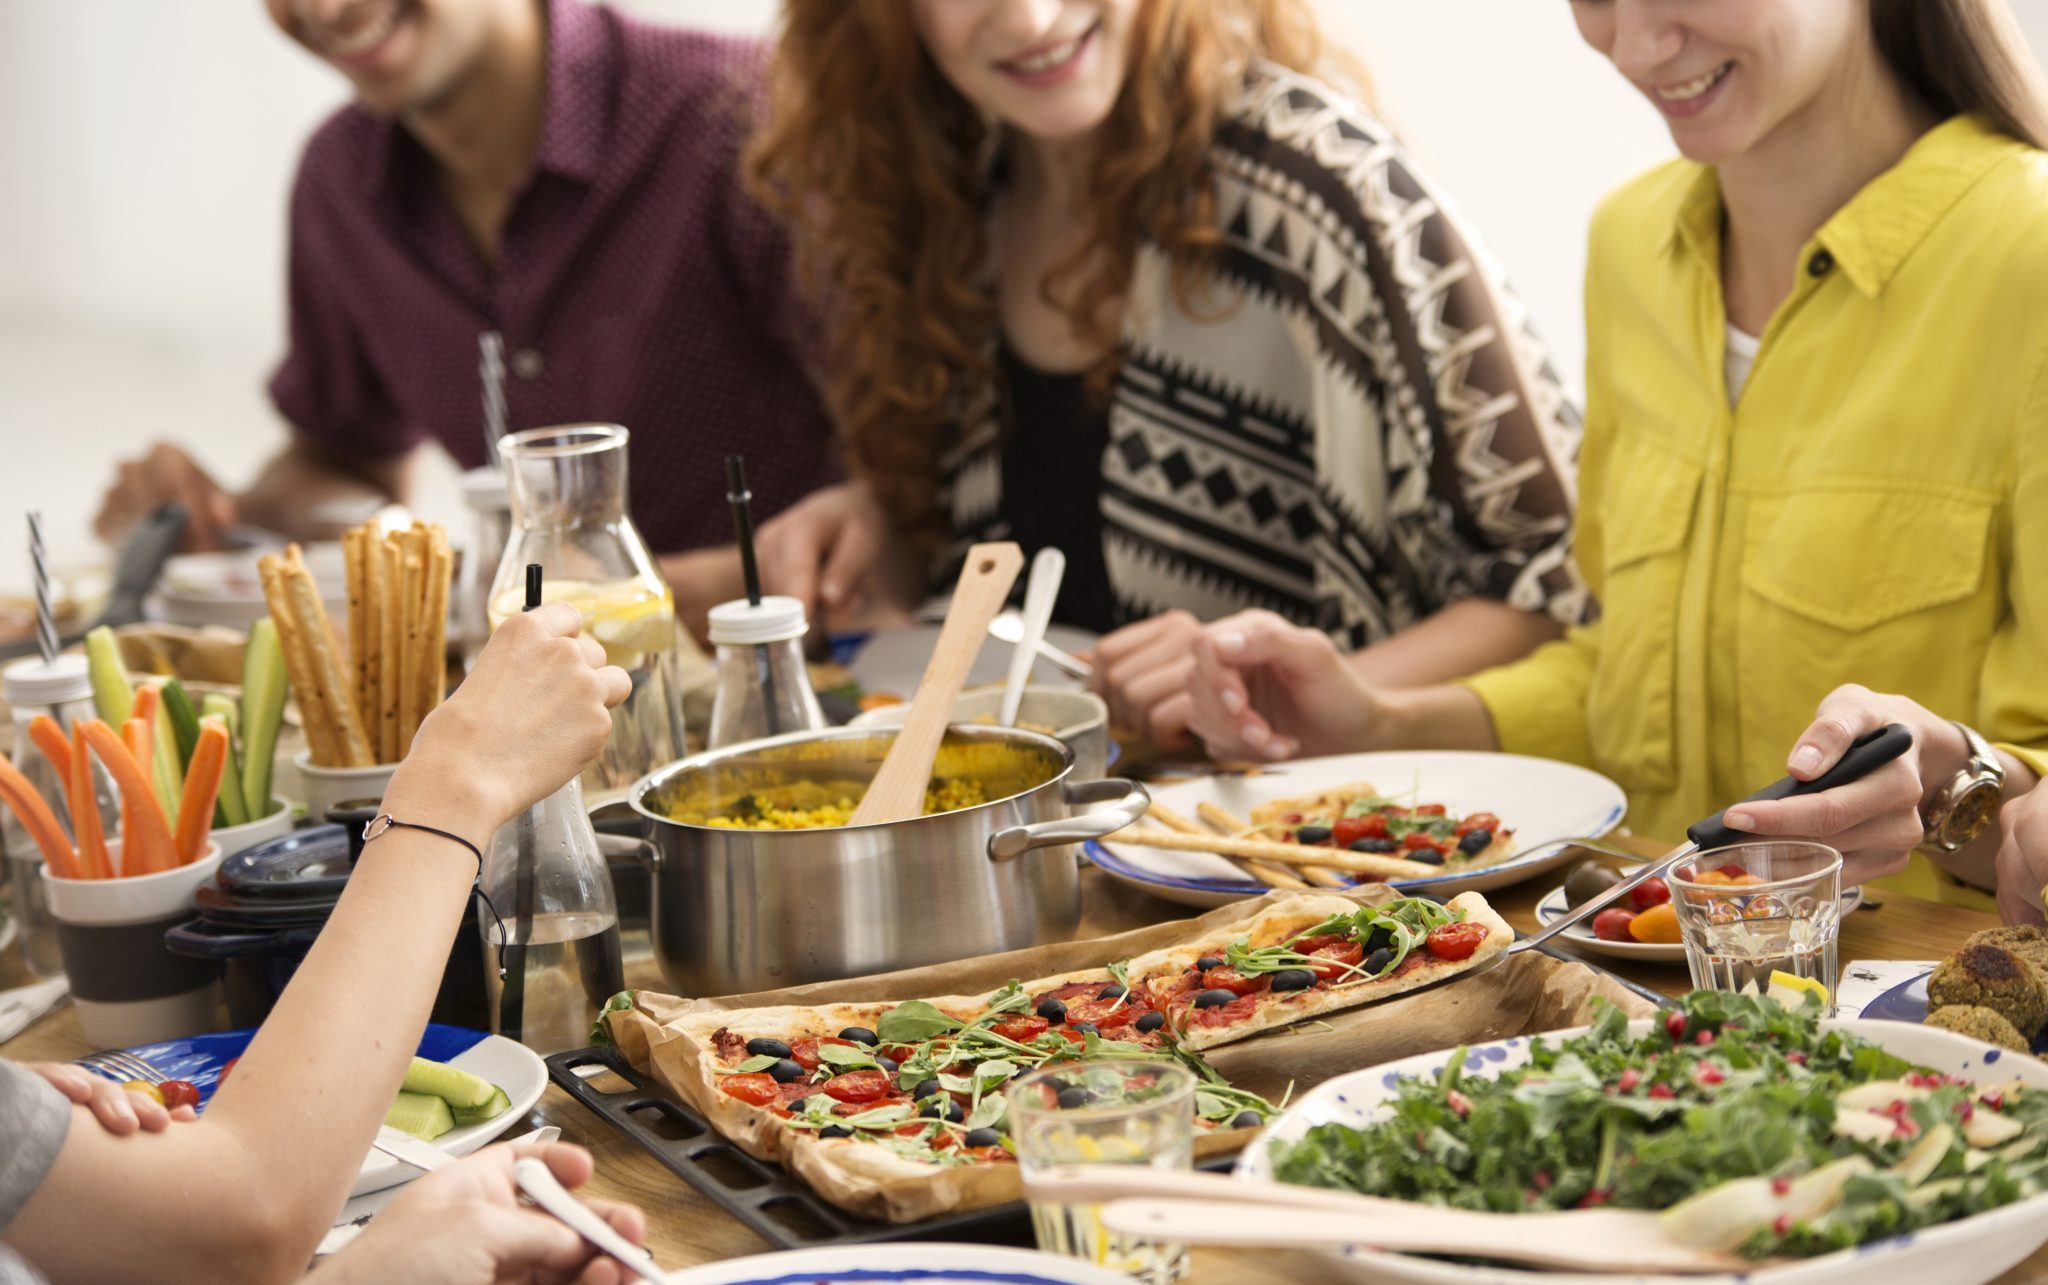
[84,626,134,725]
[384,1091,455,1142]
[401,1057,498,1110]
[149,687,183,829]
[201,694,248,827]
[241,618,287,822]
[161,679,202,767]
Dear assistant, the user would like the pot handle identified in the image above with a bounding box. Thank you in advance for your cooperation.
[988,778,1151,864]
[595,832,660,872]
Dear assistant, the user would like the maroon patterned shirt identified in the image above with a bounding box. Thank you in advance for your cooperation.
[268,0,838,552]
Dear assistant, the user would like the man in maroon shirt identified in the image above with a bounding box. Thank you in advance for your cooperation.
[92,0,838,632]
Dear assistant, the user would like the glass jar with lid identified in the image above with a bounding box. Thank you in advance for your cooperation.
[4,655,117,975]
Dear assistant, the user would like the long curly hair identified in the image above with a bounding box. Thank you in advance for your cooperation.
[746,1,1339,545]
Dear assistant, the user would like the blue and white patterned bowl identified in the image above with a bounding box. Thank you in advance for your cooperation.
[1235,1018,2048,1284]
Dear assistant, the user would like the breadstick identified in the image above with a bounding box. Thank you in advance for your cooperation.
[359,525,388,762]
[378,537,403,763]
[396,530,426,757]
[420,530,452,722]
[1149,802,1308,889]
[259,555,336,767]
[1112,827,1437,880]
[1197,802,1350,889]
[285,545,374,767]
[344,527,369,725]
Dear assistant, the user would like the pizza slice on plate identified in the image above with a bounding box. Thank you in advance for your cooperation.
[1247,781,1516,871]
[1125,891,1514,1051]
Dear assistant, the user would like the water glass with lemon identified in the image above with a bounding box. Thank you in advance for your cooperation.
[1668,841,1843,1015]
[1009,1061,1195,1284]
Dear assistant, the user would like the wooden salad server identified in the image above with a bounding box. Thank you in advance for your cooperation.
[848,542,1024,825]
[1025,1167,1751,1275]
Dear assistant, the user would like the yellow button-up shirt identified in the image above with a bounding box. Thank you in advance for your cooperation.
[1466,116,2048,888]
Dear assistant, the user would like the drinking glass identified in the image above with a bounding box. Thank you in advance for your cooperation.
[1668,840,1843,1013]
[1008,1060,1194,1284]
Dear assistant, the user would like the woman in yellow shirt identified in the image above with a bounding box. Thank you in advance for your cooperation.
[1180,0,2048,900]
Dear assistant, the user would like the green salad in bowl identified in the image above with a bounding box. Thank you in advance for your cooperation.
[1264,991,2048,1264]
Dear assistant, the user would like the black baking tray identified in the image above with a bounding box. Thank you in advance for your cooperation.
[546,1043,1242,1250]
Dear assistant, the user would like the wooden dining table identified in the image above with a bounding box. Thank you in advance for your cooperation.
[1,833,2036,1283]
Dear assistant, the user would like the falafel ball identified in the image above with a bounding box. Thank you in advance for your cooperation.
[1926,1004,2032,1054]
[1966,924,2048,977]
[1927,944,2048,1038]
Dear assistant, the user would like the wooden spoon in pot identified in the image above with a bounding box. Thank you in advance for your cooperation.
[848,542,1024,826]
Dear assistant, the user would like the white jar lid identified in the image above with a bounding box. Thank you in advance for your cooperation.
[459,466,511,511]
[4,654,93,707]
[707,596,809,645]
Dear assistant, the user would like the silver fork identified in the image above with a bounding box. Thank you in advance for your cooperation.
[74,1048,166,1084]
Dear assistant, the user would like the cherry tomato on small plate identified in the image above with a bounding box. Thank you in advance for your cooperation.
[1629,878,1672,911]
[158,1080,201,1111]
[1628,903,1682,945]
[121,1079,165,1106]
[1591,908,1639,942]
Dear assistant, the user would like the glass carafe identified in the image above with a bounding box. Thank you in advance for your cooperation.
[478,774,626,1056]
[489,424,686,799]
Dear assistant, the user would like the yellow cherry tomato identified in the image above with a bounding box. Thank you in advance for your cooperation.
[1628,902,1682,945]
[121,1079,165,1106]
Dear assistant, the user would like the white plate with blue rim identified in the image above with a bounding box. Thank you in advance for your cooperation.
[91,1023,546,1196]
[1089,751,1627,908]
[1237,1018,2048,1284]
[661,1243,1139,1285]
[1532,866,1864,964]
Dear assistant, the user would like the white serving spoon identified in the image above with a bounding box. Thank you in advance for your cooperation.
[999,547,1066,726]
[1025,1167,1749,1275]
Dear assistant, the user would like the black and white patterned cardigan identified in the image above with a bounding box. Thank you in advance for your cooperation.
[939,62,1590,647]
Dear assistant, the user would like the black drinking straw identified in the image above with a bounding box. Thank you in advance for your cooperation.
[724,456,782,733]
[725,455,762,607]
[498,563,547,1042]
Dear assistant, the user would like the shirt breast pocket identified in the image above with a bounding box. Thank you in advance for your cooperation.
[1737,487,1997,757]
[1586,439,1702,793]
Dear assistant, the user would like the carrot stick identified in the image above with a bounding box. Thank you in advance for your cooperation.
[122,717,152,871]
[25,716,74,804]
[173,720,229,866]
[70,727,113,880]
[79,720,176,877]
[0,757,80,880]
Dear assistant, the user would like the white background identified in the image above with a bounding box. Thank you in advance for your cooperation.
[1,0,2044,576]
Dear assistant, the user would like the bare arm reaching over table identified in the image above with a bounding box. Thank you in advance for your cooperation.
[5,604,629,1285]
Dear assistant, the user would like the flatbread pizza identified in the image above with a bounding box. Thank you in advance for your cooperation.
[1247,781,1516,871]
[1126,891,1514,1050]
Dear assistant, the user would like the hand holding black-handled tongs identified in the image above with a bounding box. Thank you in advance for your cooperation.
[1502,723,1914,964]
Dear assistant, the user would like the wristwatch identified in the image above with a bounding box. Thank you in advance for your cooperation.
[1920,722,2005,853]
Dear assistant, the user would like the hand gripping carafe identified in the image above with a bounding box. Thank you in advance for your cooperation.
[479,565,627,1055]
[489,424,686,800]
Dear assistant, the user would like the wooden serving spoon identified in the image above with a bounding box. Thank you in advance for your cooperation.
[1024,1168,1749,1276]
[848,542,1024,826]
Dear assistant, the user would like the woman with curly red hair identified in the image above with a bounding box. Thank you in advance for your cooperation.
[749,0,1588,746]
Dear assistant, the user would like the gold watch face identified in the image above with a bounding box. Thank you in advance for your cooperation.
[1943,781,2002,848]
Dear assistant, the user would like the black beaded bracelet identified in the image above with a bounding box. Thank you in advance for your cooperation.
[361,813,506,951]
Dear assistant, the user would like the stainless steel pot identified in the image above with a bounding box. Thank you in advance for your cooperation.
[627,724,1148,996]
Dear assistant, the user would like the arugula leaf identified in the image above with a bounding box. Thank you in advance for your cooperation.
[966,1095,1008,1131]
[816,1042,879,1071]
[877,999,964,1044]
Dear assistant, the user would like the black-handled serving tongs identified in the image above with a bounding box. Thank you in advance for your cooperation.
[1429,724,1915,992]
